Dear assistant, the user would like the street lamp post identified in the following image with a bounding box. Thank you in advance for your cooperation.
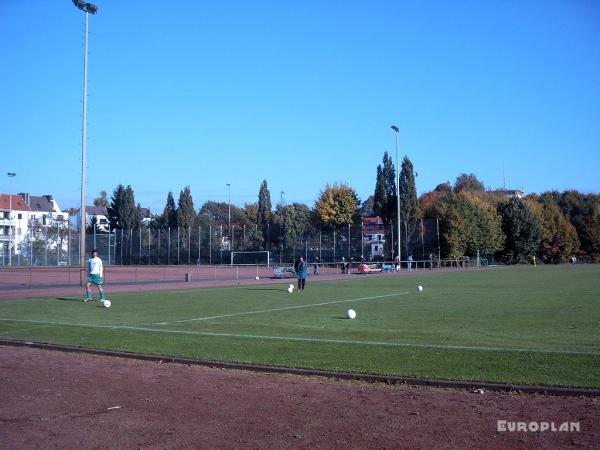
[391,125,401,268]
[7,172,16,267]
[73,0,97,285]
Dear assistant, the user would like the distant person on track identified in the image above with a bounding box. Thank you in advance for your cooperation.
[295,256,307,291]
[313,257,320,275]
[84,249,108,303]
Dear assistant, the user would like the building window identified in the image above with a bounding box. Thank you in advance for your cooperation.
[18,213,23,220]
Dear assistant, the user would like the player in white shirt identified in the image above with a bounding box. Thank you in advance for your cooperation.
[84,249,108,303]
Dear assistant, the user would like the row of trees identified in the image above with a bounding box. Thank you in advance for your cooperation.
[95,156,599,264]
[419,177,599,263]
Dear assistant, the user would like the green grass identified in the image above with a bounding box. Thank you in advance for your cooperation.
[1,265,599,388]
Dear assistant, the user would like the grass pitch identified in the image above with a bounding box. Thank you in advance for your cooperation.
[1,265,599,388]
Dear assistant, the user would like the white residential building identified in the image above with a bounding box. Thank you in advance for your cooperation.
[0,194,32,260]
[69,206,110,232]
[0,193,70,262]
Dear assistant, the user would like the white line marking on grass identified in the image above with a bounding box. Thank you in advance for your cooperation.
[1,317,600,356]
[152,291,411,325]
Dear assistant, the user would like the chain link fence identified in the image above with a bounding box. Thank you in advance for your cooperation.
[3,219,451,267]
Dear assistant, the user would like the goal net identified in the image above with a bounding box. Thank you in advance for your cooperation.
[230,251,271,266]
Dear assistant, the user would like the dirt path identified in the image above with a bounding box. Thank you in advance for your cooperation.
[0,265,480,300]
[1,345,598,449]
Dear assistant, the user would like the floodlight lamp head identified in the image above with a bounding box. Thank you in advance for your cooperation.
[391,125,399,133]
[73,0,98,14]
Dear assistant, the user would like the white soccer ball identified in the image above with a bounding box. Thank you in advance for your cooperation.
[255,276,260,280]
[103,300,111,308]
[418,285,423,292]
[289,284,294,290]
[346,309,357,320]
[287,287,293,293]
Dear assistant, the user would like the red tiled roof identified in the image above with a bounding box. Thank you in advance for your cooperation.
[0,194,32,211]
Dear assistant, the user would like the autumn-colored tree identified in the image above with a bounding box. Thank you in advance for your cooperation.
[314,183,360,228]
[536,199,579,263]
[437,192,504,257]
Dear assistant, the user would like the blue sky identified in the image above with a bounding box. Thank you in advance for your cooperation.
[1,0,599,213]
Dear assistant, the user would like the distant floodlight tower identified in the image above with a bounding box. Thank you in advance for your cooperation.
[73,0,98,284]
[391,125,401,267]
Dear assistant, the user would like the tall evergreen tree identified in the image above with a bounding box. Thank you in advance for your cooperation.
[360,195,374,217]
[163,191,177,228]
[399,155,419,223]
[107,184,125,230]
[372,165,387,218]
[177,186,195,228]
[381,151,397,223]
[121,185,141,229]
[257,180,272,249]
[107,184,140,264]
[176,186,196,252]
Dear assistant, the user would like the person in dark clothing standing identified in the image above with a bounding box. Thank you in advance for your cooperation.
[295,256,307,291]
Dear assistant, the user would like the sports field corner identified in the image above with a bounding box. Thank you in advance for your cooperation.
[1,264,599,448]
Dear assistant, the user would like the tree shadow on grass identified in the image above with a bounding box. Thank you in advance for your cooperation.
[244,288,286,292]
[56,297,83,302]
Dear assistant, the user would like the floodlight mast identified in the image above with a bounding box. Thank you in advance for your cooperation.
[73,0,98,285]
[391,125,401,268]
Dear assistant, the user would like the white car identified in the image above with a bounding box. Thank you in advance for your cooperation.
[273,267,297,278]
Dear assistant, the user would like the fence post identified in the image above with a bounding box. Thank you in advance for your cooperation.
[139,227,142,264]
[333,228,336,262]
[436,217,441,268]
